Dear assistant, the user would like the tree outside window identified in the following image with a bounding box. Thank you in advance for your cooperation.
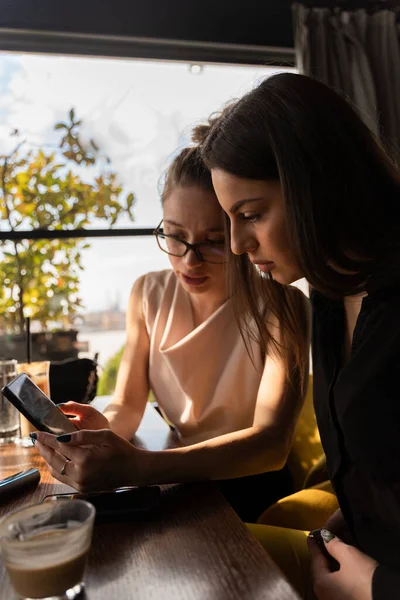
[0,109,135,335]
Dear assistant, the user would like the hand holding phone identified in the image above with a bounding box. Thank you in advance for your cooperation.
[2,374,78,436]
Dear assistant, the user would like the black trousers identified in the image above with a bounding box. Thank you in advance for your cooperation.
[216,464,293,523]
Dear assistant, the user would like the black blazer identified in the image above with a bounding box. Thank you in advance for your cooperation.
[312,285,400,599]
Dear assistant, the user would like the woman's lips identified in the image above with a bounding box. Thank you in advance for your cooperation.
[253,262,275,274]
[181,273,209,286]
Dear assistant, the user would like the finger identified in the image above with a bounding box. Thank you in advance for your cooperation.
[35,430,92,463]
[35,431,59,449]
[62,416,82,425]
[308,535,331,578]
[36,441,78,488]
[321,530,350,563]
[36,428,109,448]
[57,413,87,430]
[36,439,65,465]
[36,441,72,476]
[57,402,95,418]
[55,428,112,446]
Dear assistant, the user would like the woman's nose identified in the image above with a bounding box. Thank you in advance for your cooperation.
[230,224,257,256]
[183,248,203,268]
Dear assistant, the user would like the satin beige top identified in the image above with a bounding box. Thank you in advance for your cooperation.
[143,270,263,445]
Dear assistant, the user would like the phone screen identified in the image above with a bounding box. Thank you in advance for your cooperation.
[2,373,77,435]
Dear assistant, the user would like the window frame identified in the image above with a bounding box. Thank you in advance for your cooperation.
[0,31,294,241]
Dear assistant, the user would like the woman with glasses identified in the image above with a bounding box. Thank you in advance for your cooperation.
[34,140,310,523]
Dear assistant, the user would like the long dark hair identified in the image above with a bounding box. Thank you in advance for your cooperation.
[200,73,400,377]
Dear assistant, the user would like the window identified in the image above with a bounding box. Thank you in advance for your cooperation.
[0,51,295,369]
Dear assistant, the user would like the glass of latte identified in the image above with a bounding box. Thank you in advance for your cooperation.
[0,499,95,599]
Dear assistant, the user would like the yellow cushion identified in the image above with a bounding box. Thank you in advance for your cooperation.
[247,524,311,598]
[303,453,329,489]
[287,374,324,490]
[257,480,339,531]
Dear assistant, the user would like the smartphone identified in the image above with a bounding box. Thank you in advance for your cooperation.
[1,373,78,436]
[42,486,161,522]
[0,468,40,499]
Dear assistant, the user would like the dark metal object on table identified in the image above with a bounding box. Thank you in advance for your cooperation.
[0,468,40,500]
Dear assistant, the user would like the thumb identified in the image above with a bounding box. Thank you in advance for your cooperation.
[321,529,350,563]
[55,428,112,446]
[57,401,91,417]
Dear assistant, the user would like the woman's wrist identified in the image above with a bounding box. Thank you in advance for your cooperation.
[123,446,160,487]
[127,446,191,486]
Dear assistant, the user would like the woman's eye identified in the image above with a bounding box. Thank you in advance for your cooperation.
[166,232,184,240]
[241,213,260,223]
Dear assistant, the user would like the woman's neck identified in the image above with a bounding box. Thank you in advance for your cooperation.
[189,292,227,329]
[342,292,367,366]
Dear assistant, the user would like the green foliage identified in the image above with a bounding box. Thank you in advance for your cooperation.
[97,344,156,402]
[97,345,125,396]
[0,110,135,333]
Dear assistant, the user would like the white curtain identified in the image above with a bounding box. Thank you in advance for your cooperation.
[293,2,400,152]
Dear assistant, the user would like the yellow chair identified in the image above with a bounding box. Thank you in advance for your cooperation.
[257,375,338,530]
[246,376,338,597]
[287,374,325,491]
[246,523,312,598]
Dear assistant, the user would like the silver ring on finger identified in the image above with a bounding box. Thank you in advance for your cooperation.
[60,457,71,476]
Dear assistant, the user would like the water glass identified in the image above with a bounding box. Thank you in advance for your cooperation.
[0,359,20,444]
[16,361,51,447]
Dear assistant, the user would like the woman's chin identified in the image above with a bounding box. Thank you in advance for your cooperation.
[182,284,210,295]
[269,268,304,286]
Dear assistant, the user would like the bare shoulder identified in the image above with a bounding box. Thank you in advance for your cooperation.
[129,274,146,303]
[129,270,172,298]
[130,274,146,297]
[127,274,147,326]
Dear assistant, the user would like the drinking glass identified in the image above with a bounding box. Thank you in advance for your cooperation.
[0,359,20,444]
[0,499,95,600]
[16,361,51,447]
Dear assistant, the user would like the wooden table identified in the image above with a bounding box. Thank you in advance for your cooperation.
[0,402,300,600]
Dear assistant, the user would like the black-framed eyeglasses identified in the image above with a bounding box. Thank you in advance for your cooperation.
[153,220,226,264]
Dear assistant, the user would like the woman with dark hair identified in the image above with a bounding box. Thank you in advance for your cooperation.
[200,72,400,599]
[33,141,310,523]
